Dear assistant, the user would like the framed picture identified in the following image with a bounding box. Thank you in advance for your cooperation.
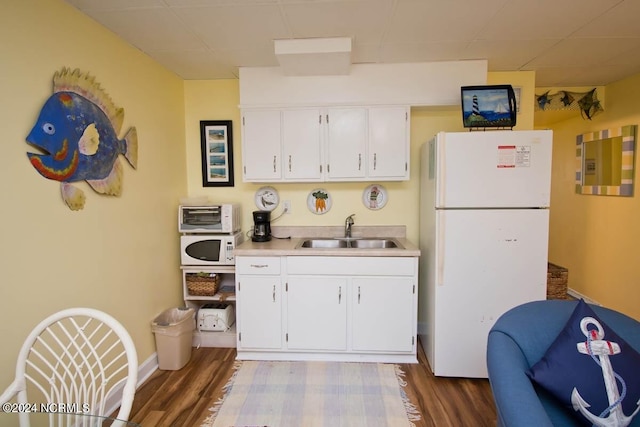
[461,85,517,129]
[200,120,234,187]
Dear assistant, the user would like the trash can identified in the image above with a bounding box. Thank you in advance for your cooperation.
[151,307,195,370]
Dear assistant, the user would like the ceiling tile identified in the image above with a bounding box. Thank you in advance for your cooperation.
[281,1,394,43]
[572,0,640,38]
[172,4,290,50]
[532,67,588,87]
[477,0,622,40]
[150,50,239,79]
[66,0,164,10]
[212,47,280,68]
[82,8,207,52]
[570,63,640,86]
[606,44,640,67]
[378,41,470,63]
[464,39,560,70]
[350,43,383,63]
[385,0,508,43]
[526,37,640,68]
[166,0,278,5]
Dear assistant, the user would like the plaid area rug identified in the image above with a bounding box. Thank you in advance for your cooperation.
[202,360,420,427]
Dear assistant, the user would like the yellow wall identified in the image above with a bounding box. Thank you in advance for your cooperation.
[184,72,536,245]
[547,74,640,320]
[0,0,187,389]
[488,71,536,130]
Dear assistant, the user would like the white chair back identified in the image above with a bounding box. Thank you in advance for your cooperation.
[0,308,138,426]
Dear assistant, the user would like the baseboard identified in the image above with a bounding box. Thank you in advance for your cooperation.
[104,352,158,417]
[137,352,159,387]
[567,288,601,306]
[417,321,428,336]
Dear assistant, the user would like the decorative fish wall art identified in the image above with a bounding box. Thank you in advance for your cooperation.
[26,68,138,210]
[535,88,603,120]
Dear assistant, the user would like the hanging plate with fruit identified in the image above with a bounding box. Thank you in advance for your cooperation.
[307,188,331,214]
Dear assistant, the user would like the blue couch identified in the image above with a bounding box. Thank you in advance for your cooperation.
[487,300,640,427]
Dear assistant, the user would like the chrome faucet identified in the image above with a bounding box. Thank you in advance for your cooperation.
[345,214,355,238]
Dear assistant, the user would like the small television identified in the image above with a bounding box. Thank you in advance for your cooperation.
[461,85,516,129]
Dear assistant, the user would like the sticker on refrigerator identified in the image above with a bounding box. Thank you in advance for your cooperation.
[497,145,531,168]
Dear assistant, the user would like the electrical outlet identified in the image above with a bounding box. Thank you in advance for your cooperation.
[283,200,291,214]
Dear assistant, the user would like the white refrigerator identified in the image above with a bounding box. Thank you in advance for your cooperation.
[418,130,553,378]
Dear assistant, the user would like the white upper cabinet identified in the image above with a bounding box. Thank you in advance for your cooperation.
[241,110,282,181]
[282,109,323,181]
[368,106,409,180]
[241,106,410,183]
[326,108,367,180]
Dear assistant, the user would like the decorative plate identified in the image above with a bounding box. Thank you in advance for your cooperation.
[255,186,279,211]
[307,188,331,215]
[362,184,387,210]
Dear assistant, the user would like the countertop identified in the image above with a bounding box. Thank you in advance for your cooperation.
[235,225,420,257]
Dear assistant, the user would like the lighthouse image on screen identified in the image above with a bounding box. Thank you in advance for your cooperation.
[461,85,516,129]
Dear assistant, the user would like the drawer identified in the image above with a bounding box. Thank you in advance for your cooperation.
[286,256,417,276]
[236,256,281,275]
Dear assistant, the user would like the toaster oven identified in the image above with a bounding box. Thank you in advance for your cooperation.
[179,204,241,234]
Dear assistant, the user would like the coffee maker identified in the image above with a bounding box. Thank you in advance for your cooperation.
[251,210,271,242]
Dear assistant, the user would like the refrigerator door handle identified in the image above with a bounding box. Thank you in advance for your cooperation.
[436,210,446,286]
[436,136,447,207]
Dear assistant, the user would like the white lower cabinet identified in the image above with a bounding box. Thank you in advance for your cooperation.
[351,277,415,352]
[236,276,282,349]
[236,255,418,363]
[286,277,347,350]
[235,257,283,350]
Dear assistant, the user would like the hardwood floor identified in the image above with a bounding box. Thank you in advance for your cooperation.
[126,342,497,426]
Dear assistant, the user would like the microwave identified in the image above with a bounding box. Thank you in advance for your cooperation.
[180,232,244,266]
[179,204,241,234]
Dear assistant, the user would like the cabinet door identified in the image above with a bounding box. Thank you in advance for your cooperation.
[326,108,367,180]
[286,277,347,350]
[282,109,323,180]
[352,277,415,352]
[242,110,282,181]
[368,106,409,180]
[236,276,282,349]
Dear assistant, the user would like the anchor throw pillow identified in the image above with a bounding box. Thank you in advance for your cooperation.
[527,299,640,426]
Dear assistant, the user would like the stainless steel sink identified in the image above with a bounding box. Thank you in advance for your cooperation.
[350,239,402,249]
[298,238,349,248]
[296,238,403,249]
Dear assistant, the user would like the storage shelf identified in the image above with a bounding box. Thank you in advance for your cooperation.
[184,293,236,302]
[181,265,236,274]
[193,324,237,348]
[181,264,237,348]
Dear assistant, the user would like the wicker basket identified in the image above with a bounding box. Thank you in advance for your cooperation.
[186,274,220,296]
[547,263,568,300]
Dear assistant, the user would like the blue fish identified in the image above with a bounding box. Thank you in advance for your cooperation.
[26,68,137,210]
